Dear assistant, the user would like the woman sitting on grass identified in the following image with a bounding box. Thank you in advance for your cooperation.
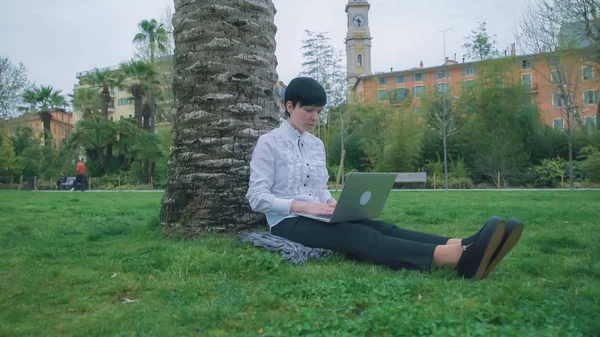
[246,77,523,280]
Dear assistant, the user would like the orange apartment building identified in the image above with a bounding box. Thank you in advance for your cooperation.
[352,54,598,131]
[5,110,74,148]
[344,0,598,131]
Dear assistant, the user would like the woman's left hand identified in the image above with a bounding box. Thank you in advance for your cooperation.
[327,198,337,208]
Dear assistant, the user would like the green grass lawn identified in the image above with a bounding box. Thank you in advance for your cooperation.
[1,190,599,337]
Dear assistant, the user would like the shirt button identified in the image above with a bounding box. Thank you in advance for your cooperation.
[307,175,310,178]
[304,184,307,187]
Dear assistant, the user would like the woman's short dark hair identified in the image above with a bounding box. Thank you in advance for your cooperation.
[283,77,327,118]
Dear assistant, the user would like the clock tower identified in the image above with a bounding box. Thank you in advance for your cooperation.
[345,0,372,94]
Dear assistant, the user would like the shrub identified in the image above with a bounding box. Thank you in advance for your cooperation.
[581,151,600,183]
[535,157,566,187]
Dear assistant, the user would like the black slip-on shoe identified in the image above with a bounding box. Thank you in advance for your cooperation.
[482,218,524,278]
[461,216,505,246]
[457,217,505,280]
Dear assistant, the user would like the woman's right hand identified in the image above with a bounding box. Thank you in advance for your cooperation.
[291,201,335,215]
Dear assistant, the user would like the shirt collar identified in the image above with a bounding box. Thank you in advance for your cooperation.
[279,118,308,141]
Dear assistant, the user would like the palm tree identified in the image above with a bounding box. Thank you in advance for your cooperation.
[83,69,123,119]
[68,115,119,170]
[133,18,169,132]
[159,0,279,234]
[22,85,66,146]
[133,19,168,64]
[120,61,159,131]
[69,87,102,119]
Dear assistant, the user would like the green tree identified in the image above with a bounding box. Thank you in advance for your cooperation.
[69,87,102,119]
[83,69,123,119]
[462,22,500,61]
[133,18,169,131]
[120,61,159,131]
[517,0,588,189]
[21,85,66,146]
[0,135,19,175]
[300,30,346,138]
[10,126,35,156]
[351,102,425,172]
[464,59,539,187]
[422,87,465,190]
[133,19,168,64]
[68,115,119,173]
[0,56,30,119]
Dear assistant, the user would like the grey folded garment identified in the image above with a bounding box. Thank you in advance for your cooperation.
[238,232,333,264]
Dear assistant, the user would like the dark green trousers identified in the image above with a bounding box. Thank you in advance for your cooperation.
[271,217,449,271]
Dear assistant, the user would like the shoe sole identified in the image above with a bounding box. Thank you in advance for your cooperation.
[483,223,524,278]
[472,221,505,280]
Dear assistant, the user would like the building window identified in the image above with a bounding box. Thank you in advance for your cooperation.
[413,73,425,82]
[583,66,594,80]
[436,71,447,79]
[552,93,566,107]
[118,97,132,106]
[110,87,115,95]
[436,83,449,93]
[391,88,409,102]
[585,116,596,133]
[413,85,425,98]
[109,116,114,121]
[464,80,475,91]
[553,118,564,130]
[376,90,389,101]
[463,67,476,77]
[396,75,406,84]
[551,69,561,84]
[129,114,133,118]
[378,77,388,85]
[36,123,39,131]
[357,54,363,67]
[521,73,532,89]
[584,90,598,105]
[522,59,533,69]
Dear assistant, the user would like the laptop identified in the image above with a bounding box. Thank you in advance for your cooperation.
[293,172,397,223]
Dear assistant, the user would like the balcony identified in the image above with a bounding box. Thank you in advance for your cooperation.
[107,101,115,110]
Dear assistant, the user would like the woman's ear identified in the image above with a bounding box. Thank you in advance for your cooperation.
[285,101,294,114]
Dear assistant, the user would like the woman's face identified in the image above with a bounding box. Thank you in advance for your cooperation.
[286,101,324,133]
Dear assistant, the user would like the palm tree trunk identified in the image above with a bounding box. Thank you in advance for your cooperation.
[143,103,152,131]
[160,0,279,235]
[101,86,110,118]
[133,85,143,129]
[39,110,52,146]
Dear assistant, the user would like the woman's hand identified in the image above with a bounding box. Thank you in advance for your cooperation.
[291,201,335,216]
[327,198,337,208]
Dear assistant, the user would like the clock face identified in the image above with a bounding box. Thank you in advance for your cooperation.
[352,14,366,28]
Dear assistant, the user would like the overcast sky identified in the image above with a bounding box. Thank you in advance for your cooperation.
[1,0,529,98]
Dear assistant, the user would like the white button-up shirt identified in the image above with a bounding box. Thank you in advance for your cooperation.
[246,119,332,228]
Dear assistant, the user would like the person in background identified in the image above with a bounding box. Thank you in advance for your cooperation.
[72,159,87,191]
[56,172,67,190]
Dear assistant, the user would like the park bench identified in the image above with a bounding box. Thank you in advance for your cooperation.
[59,177,76,190]
[394,172,427,189]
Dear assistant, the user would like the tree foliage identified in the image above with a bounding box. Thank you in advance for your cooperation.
[0,56,30,119]
[462,22,500,61]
